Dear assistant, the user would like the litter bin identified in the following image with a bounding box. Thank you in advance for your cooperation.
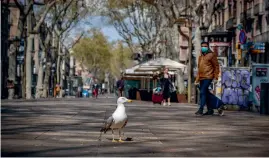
[260,83,269,115]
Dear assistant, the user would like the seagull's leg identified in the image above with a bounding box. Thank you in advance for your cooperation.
[112,129,117,142]
[118,129,124,142]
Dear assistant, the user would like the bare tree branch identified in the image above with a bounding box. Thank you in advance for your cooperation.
[33,1,56,32]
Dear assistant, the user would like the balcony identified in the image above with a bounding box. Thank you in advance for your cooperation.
[254,2,265,16]
[212,25,224,32]
[215,2,225,11]
[246,8,254,19]
[254,31,269,43]
[254,4,260,15]
[226,17,236,30]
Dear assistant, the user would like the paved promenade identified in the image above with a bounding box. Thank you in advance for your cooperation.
[1,98,269,156]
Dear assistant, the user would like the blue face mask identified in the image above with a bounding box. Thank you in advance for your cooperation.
[201,47,209,53]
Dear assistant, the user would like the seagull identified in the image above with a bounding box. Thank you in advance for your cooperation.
[99,97,132,142]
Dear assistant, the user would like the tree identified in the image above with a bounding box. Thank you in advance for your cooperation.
[24,0,56,99]
[72,29,112,79]
[34,0,94,98]
[104,0,165,56]
[109,41,133,79]
[7,0,39,99]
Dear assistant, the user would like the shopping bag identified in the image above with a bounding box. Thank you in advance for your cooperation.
[206,92,223,109]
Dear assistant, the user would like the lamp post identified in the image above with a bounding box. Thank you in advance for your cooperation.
[50,63,56,97]
[14,37,21,98]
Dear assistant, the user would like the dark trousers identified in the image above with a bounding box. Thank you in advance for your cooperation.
[199,79,213,111]
[118,89,123,97]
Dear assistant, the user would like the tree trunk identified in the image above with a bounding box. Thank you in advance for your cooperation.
[8,43,16,99]
[34,34,40,72]
[56,55,61,84]
[42,62,51,97]
[193,27,201,65]
[25,0,33,99]
[56,39,61,84]
[59,59,65,98]
[25,33,34,99]
[35,49,45,98]
[176,69,185,94]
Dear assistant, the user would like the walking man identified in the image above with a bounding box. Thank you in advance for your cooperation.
[195,42,224,116]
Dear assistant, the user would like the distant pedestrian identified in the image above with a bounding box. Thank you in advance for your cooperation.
[77,86,82,98]
[195,41,225,116]
[160,67,173,106]
[117,77,125,97]
[54,83,61,98]
[92,79,99,99]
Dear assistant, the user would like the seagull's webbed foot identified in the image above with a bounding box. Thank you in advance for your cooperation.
[112,139,117,142]
[118,137,124,142]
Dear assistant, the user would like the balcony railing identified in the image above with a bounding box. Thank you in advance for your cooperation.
[246,8,254,19]
[212,25,224,32]
[244,0,253,3]
[254,4,260,15]
[254,2,265,16]
[254,31,269,43]
[226,17,236,30]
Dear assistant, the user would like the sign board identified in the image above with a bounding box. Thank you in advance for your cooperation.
[239,29,247,44]
[174,18,187,24]
[237,49,242,60]
[179,27,189,47]
[252,63,269,106]
[209,42,230,56]
[251,42,265,54]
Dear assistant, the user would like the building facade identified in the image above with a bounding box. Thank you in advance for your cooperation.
[199,0,269,66]
[1,1,10,99]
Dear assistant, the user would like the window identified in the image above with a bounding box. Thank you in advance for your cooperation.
[218,12,220,26]
[256,15,262,32]
[215,14,217,26]
[265,14,269,25]
[222,11,225,25]
[229,3,232,17]
[233,0,237,17]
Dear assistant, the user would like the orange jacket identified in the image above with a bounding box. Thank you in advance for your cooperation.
[195,51,220,82]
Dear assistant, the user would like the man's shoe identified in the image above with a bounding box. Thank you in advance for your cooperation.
[203,110,214,115]
[218,108,224,116]
[218,105,225,116]
[195,109,203,116]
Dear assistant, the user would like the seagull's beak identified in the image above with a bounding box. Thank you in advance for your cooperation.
[127,99,132,103]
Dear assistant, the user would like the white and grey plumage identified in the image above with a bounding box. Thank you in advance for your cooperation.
[100,97,132,142]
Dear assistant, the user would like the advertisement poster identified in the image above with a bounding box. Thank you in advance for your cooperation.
[215,57,228,99]
[252,63,269,106]
[221,67,251,107]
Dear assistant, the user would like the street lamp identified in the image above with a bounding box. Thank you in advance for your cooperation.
[12,36,22,99]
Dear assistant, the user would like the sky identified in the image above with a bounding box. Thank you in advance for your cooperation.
[17,0,123,42]
[91,16,123,41]
[69,16,123,42]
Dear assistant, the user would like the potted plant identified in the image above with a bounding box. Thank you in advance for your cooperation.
[176,87,187,103]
